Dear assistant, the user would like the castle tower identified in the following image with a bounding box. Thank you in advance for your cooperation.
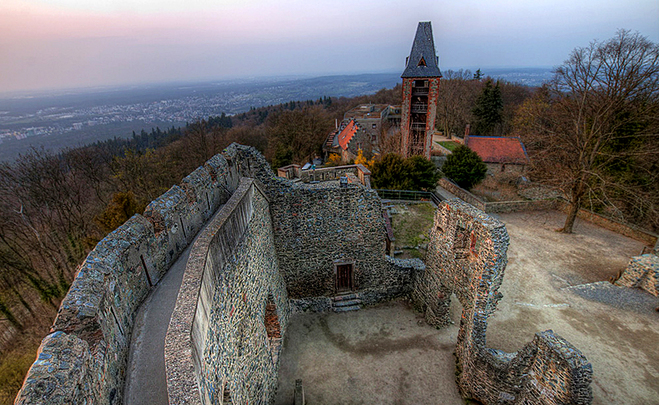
[400,22,442,158]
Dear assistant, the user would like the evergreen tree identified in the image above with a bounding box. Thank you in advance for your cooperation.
[472,79,503,135]
[371,154,440,191]
[371,153,408,189]
[441,145,487,190]
[405,155,441,191]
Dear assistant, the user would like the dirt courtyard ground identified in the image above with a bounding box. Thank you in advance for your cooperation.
[275,210,659,405]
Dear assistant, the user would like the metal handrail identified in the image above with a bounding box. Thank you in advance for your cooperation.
[374,189,443,205]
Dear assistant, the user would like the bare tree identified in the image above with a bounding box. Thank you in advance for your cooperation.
[436,69,480,138]
[517,30,659,233]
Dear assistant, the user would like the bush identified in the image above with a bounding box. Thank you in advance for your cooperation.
[371,153,440,191]
[441,145,487,190]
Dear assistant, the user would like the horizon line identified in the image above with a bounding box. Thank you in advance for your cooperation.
[0,66,555,99]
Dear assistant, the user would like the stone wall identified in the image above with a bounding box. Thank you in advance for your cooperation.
[413,200,592,404]
[294,164,371,188]
[268,183,390,298]
[486,199,560,214]
[165,178,289,405]
[615,254,659,297]
[439,180,657,248]
[555,201,658,246]
[485,162,526,176]
[15,153,239,405]
[438,178,487,211]
[288,257,424,313]
[223,144,408,302]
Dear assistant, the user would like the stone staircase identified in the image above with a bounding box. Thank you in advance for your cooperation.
[331,292,362,312]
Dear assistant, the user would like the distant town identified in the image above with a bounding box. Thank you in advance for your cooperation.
[0,68,552,160]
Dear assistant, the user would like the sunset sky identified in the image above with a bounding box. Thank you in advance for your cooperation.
[1,0,657,93]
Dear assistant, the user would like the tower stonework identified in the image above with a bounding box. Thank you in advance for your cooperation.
[401,22,442,159]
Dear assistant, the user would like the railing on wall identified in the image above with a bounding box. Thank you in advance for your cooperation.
[374,189,442,206]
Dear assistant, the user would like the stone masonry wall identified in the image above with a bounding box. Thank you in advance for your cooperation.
[223,144,415,305]
[166,178,289,405]
[413,200,592,404]
[438,178,487,211]
[554,201,658,246]
[15,152,240,405]
[297,164,371,188]
[615,254,659,297]
[486,199,560,214]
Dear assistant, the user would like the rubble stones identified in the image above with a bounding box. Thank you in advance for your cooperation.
[615,254,659,297]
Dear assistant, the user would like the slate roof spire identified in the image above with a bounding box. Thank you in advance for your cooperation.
[401,21,442,78]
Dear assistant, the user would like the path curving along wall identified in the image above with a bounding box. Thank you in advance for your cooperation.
[165,177,289,405]
[15,152,241,405]
[414,200,592,405]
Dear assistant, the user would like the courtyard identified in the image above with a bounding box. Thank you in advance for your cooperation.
[275,209,659,405]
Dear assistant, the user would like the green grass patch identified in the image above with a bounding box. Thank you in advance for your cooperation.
[438,141,460,151]
[391,202,436,247]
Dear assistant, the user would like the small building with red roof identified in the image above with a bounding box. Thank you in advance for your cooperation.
[323,104,402,164]
[465,135,529,177]
[323,118,372,163]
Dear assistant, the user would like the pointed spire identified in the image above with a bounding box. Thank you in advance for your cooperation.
[401,22,442,78]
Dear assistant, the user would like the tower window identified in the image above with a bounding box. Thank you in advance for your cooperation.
[418,57,426,67]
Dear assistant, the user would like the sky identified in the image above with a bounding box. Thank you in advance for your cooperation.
[0,0,657,94]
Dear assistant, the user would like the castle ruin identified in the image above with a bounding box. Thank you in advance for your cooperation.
[15,144,593,405]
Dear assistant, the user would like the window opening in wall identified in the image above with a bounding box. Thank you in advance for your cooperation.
[179,217,187,241]
[470,232,480,258]
[221,380,232,405]
[236,318,248,357]
[140,254,153,287]
[264,295,282,365]
[453,225,470,260]
[109,306,125,336]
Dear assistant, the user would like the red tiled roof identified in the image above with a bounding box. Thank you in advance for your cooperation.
[338,119,358,150]
[465,136,529,164]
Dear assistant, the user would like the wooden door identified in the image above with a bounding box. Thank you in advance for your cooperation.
[336,264,353,292]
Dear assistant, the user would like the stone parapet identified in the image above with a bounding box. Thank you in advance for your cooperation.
[165,177,290,405]
[15,153,234,405]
